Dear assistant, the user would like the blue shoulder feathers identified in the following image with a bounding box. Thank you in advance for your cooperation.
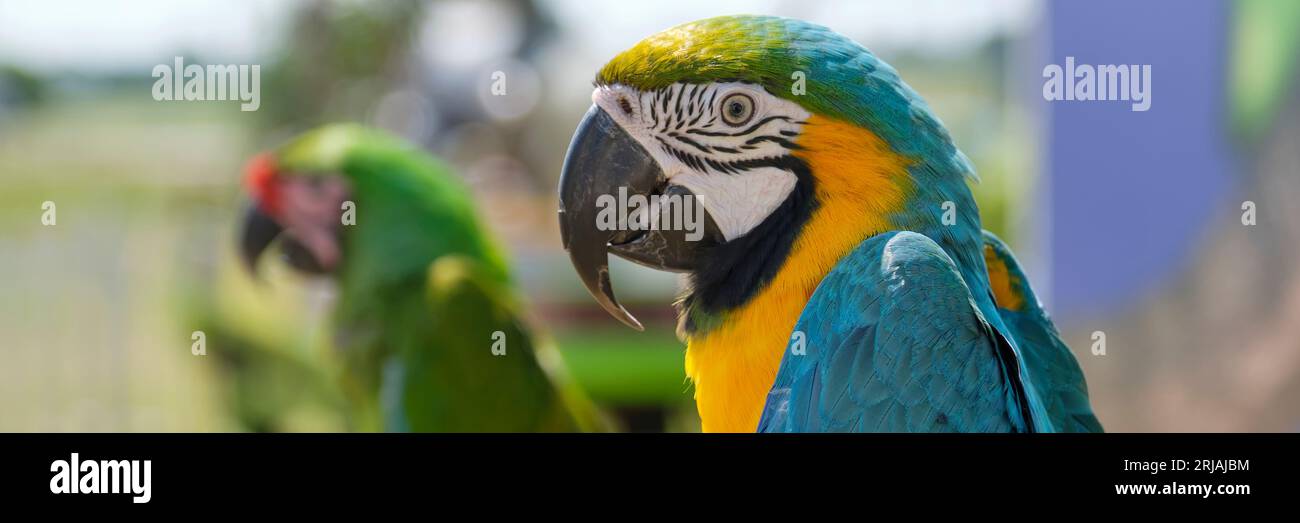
[758,230,1102,433]
[758,231,1022,432]
[981,231,1103,433]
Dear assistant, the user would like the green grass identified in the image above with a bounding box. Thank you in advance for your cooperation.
[554,325,692,406]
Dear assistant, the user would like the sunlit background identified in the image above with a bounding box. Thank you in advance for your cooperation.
[1,0,1297,431]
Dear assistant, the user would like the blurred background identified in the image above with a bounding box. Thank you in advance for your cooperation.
[1,0,1296,432]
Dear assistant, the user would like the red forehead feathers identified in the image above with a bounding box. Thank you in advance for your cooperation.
[243,153,282,216]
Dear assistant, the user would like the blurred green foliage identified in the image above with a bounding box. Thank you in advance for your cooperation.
[553,325,692,406]
[0,65,48,107]
[261,0,425,130]
[1231,0,1300,141]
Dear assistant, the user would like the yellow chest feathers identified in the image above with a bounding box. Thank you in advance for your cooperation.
[683,115,914,432]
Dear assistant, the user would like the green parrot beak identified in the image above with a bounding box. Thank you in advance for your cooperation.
[239,202,331,276]
[240,203,283,276]
[558,105,721,330]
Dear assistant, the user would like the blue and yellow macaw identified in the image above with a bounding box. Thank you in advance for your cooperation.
[558,15,1102,432]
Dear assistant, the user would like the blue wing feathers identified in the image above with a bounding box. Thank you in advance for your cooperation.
[758,231,1021,432]
[981,231,1103,433]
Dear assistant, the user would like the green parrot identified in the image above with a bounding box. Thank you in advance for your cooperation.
[557,15,1101,432]
[239,124,601,432]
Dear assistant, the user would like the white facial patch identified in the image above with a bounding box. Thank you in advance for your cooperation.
[669,167,797,242]
[592,82,811,242]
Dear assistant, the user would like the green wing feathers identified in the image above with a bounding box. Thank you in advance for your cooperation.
[381,255,606,432]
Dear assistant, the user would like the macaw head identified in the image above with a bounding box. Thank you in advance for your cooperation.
[240,124,504,287]
[240,125,360,276]
[559,15,980,331]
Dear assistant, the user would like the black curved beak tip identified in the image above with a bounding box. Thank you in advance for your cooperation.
[239,203,282,279]
[558,105,661,331]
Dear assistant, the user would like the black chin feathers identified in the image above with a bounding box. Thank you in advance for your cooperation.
[679,155,816,331]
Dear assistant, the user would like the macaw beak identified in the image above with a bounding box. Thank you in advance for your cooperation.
[558,105,721,330]
[239,203,282,276]
[239,202,331,276]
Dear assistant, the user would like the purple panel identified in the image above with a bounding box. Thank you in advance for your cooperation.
[1045,0,1234,319]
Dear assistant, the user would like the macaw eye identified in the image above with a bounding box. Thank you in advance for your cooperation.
[719,93,754,126]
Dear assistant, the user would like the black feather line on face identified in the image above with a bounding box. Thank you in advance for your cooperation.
[688,109,705,127]
[744,134,803,150]
[657,131,798,174]
[679,155,817,334]
[686,115,797,137]
[670,133,713,154]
